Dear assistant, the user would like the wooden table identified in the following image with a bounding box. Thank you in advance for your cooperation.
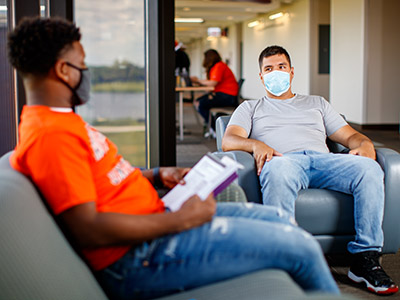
[175,86,214,141]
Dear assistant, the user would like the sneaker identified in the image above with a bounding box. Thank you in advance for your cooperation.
[204,127,216,139]
[348,251,398,295]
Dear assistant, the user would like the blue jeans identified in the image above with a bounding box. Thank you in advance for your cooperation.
[197,92,237,124]
[96,203,339,300]
[259,150,384,254]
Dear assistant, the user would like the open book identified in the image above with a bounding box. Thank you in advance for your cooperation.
[162,153,243,212]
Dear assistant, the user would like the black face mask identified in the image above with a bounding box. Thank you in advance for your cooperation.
[60,62,91,107]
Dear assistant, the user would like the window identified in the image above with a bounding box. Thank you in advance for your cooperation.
[0,0,17,156]
[75,0,146,167]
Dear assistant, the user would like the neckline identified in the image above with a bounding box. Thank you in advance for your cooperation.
[49,107,73,113]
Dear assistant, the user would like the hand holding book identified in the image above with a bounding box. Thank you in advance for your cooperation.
[162,153,243,211]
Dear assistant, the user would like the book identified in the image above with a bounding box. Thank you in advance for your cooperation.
[162,153,243,212]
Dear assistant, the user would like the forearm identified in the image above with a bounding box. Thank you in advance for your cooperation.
[198,79,217,87]
[347,133,374,151]
[141,169,154,183]
[222,134,260,153]
[63,209,191,248]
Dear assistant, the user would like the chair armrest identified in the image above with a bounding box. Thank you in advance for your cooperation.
[376,148,400,253]
[216,116,230,152]
[213,151,262,203]
[326,139,349,154]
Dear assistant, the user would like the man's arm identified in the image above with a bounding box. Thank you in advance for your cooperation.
[190,76,218,87]
[222,125,282,175]
[59,193,216,248]
[328,125,376,159]
[142,167,190,189]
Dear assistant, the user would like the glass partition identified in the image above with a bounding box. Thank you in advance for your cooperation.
[0,0,17,156]
[75,0,146,167]
[40,0,49,17]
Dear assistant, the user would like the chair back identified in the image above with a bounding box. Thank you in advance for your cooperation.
[216,115,231,151]
[236,78,245,105]
[0,152,109,300]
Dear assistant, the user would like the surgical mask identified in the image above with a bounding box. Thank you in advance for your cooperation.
[263,70,290,97]
[63,62,91,106]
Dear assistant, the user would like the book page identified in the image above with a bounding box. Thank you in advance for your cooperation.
[162,153,242,212]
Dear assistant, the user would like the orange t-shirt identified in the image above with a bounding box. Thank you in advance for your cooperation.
[10,105,165,270]
[209,61,238,96]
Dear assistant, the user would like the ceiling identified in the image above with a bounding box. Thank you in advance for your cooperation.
[175,0,293,44]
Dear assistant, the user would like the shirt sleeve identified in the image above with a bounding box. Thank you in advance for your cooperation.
[227,101,255,136]
[27,131,97,215]
[320,97,348,136]
[209,62,225,82]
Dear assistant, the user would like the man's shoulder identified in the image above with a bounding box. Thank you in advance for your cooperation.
[238,97,263,110]
[294,94,327,106]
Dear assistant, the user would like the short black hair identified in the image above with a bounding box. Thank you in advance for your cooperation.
[8,16,81,77]
[258,45,291,71]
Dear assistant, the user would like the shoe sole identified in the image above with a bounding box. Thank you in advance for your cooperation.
[348,270,399,295]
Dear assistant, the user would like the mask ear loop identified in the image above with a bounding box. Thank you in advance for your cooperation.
[60,62,85,108]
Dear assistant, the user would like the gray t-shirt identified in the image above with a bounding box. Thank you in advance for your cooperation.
[228,94,347,154]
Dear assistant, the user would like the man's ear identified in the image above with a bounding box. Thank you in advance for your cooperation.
[54,59,69,82]
[290,67,294,82]
[259,72,264,85]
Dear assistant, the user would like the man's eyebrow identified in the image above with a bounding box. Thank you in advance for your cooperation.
[263,62,288,69]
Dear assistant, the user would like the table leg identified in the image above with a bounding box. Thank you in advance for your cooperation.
[179,92,184,141]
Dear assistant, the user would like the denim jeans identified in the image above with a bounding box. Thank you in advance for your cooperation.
[197,92,237,123]
[96,202,339,300]
[259,150,385,254]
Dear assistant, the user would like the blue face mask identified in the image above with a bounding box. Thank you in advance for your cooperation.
[262,70,290,96]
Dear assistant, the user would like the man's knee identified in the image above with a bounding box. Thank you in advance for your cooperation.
[354,157,384,181]
[260,157,302,185]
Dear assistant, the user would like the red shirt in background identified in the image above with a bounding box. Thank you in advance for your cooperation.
[209,61,238,96]
[11,105,165,270]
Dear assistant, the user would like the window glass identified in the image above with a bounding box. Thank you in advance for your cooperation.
[75,0,146,167]
[0,0,18,156]
[40,0,49,17]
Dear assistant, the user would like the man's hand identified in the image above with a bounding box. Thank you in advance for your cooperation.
[159,167,190,189]
[349,142,376,160]
[329,125,376,160]
[190,76,199,84]
[176,193,216,230]
[252,141,283,175]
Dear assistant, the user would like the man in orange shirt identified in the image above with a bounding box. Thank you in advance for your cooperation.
[7,17,340,299]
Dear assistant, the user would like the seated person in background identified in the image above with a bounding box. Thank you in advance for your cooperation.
[191,49,238,136]
[8,17,340,300]
[221,45,398,295]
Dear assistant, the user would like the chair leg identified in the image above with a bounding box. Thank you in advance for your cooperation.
[204,111,216,139]
[192,101,202,127]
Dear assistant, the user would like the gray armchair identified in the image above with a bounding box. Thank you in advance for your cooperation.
[0,151,355,300]
[215,116,400,254]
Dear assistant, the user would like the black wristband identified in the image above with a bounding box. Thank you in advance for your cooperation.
[153,167,163,188]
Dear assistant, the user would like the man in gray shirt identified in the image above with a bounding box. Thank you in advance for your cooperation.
[222,45,398,295]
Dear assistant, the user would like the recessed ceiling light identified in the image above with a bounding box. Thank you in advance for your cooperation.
[248,20,260,28]
[269,12,284,20]
[175,18,204,23]
[183,7,191,12]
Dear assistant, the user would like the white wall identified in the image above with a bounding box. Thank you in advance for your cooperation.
[330,0,365,123]
[331,0,400,125]
[365,0,400,124]
[309,0,330,100]
[241,0,311,100]
[185,23,241,80]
